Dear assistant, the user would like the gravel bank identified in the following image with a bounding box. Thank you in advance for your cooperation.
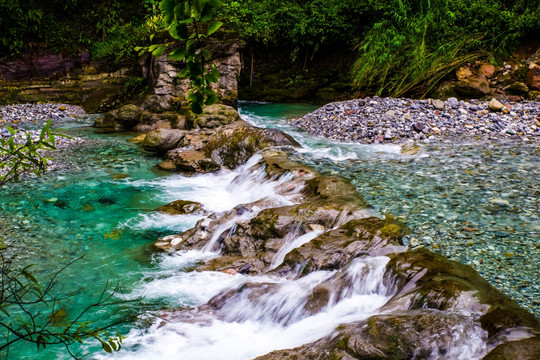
[1,103,89,179]
[0,103,85,125]
[292,97,540,144]
[0,103,87,148]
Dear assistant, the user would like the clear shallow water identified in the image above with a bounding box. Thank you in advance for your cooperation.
[239,102,540,317]
[0,102,536,359]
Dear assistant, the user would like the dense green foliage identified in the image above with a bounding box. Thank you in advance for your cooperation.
[221,0,374,58]
[220,0,539,97]
[1,0,539,97]
[351,0,540,97]
[0,0,150,62]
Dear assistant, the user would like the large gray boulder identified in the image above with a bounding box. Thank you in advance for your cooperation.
[142,129,186,153]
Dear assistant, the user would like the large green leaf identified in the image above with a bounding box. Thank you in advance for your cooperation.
[206,21,223,36]
[170,22,188,40]
[168,48,186,61]
[159,0,176,24]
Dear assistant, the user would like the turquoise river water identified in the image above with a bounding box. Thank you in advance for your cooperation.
[0,102,537,359]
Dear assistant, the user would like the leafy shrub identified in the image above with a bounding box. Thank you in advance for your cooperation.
[91,24,148,63]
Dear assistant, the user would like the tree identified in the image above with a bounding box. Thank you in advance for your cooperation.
[0,124,127,358]
[136,0,224,114]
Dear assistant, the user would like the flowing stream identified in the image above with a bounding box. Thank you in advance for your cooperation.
[0,102,537,359]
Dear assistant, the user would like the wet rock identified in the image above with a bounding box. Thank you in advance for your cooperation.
[165,149,219,173]
[280,218,409,275]
[157,200,206,215]
[202,122,300,169]
[384,249,540,338]
[482,337,540,360]
[256,310,485,360]
[142,129,186,153]
[192,104,240,128]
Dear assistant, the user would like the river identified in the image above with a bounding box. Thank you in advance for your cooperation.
[0,102,537,359]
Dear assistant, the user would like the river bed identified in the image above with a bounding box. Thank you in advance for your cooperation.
[0,102,538,359]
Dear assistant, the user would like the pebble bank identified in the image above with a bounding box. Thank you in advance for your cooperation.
[292,97,540,144]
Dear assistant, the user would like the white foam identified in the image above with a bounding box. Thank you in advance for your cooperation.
[270,229,324,270]
[122,213,203,232]
[99,257,393,360]
[127,155,294,213]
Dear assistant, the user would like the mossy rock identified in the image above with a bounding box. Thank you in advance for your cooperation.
[157,200,206,215]
[255,310,481,360]
[193,104,240,128]
[385,249,540,337]
[203,122,300,169]
[482,337,540,360]
[142,129,186,153]
[280,217,409,275]
[94,104,143,130]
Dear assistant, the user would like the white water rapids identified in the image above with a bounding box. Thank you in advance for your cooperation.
[96,107,489,360]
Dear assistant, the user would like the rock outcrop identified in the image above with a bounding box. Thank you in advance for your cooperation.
[149,118,539,359]
[140,37,243,113]
[161,118,301,172]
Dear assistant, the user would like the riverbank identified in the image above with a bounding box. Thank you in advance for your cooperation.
[292,97,540,144]
[0,103,92,180]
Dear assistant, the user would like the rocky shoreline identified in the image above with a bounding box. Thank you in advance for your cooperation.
[292,97,540,144]
[0,103,90,180]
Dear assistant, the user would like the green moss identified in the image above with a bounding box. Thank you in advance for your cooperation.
[249,210,280,239]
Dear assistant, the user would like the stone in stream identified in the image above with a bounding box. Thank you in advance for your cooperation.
[255,310,487,360]
[164,120,300,173]
[142,128,186,153]
[482,337,540,360]
[488,98,505,112]
[157,200,207,215]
